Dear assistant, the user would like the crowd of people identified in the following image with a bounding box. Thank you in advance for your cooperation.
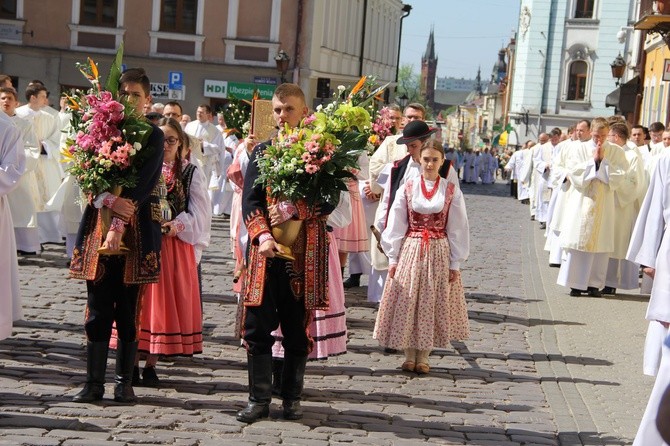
[2,66,670,442]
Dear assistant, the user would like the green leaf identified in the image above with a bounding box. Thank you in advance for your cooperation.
[105,41,124,96]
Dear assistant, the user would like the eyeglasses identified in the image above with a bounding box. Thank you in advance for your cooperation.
[164,137,179,146]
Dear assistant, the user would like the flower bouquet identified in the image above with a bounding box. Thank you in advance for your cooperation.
[367,106,397,155]
[61,43,154,254]
[61,42,153,198]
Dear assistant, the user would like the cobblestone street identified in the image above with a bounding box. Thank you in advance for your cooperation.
[0,182,652,445]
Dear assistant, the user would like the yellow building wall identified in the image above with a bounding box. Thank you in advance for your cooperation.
[641,43,670,126]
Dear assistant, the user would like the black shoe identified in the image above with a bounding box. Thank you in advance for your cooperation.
[132,366,141,386]
[549,263,561,268]
[530,215,535,221]
[141,366,160,387]
[539,222,546,229]
[569,288,584,297]
[601,286,616,295]
[343,273,361,289]
[384,347,398,354]
[587,287,602,298]
[282,400,303,420]
[72,383,105,403]
[236,402,270,423]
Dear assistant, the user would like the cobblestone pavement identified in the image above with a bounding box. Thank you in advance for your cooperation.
[0,181,651,445]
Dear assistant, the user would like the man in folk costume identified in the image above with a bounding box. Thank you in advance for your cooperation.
[0,112,25,341]
[627,150,670,445]
[555,118,629,297]
[601,122,647,295]
[70,68,164,404]
[238,83,335,423]
[366,103,425,303]
[534,128,561,230]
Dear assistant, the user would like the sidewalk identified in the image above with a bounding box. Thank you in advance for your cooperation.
[0,181,651,445]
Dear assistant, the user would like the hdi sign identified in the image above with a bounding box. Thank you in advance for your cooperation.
[204,79,228,98]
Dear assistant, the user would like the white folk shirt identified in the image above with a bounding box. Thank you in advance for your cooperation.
[381,176,469,270]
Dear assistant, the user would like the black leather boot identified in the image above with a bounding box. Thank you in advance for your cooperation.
[236,354,272,423]
[281,354,308,420]
[113,341,138,404]
[73,341,109,403]
[343,273,361,289]
[272,358,283,396]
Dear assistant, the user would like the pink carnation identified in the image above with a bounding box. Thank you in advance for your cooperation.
[305,163,319,174]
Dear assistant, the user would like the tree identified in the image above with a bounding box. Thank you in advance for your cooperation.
[397,64,421,104]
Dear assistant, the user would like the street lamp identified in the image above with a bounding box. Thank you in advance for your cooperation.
[275,50,290,84]
[397,93,409,108]
[610,53,626,87]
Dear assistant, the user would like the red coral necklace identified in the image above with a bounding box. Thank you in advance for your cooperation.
[420,175,440,200]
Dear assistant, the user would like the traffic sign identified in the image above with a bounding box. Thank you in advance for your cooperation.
[168,86,185,100]
[168,71,183,90]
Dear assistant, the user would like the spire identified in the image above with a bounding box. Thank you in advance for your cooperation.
[475,66,482,94]
[423,25,436,61]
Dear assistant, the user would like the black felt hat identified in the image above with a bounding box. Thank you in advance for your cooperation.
[397,120,438,145]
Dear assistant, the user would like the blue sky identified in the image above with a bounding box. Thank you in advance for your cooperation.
[399,1,520,80]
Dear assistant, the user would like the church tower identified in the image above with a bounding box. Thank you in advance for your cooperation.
[420,26,437,110]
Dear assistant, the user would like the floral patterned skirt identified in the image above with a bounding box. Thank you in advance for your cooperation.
[373,236,469,350]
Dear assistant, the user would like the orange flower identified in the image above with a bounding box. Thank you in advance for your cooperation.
[88,57,99,80]
[349,76,367,97]
[65,94,80,111]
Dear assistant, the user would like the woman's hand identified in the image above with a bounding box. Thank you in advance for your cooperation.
[102,230,123,251]
[449,269,460,283]
[388,264,397,279]
[161,222,177,237]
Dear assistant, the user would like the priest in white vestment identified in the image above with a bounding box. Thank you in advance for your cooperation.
[504,148,529,201]
[627,151,670,378]
[601,123,647,294]
[521,133,549,219]
[556,119,629,297]
[534,129,561,228]
[0,113,25,340]
[184,105,225,197]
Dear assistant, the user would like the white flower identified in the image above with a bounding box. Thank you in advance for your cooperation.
[133,142,142,151]
[337,85,346,92]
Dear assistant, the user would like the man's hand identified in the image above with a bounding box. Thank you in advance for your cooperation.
[111,197,136,221]
[643,267,656,279]
[594,142,604,163]
[244,134,257,153]
[101,230,123,252]
[388,264,397,279]
[259,238,279,258]
[161,222,177,237]
[268,204,288,226]
[363,181,380,201]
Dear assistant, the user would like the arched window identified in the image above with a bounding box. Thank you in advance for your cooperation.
[567,61,588,101]
[574,0,595,18]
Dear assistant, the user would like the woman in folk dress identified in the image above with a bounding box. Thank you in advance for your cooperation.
[374,141,470,374]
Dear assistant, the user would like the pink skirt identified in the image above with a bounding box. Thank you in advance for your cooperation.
[136,236,203,356]
[373,236,469,350]
[272,232,347,360]
[333,179,370,253]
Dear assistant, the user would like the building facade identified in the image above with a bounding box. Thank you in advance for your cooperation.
[508,0,638,138]
[0,0,404,114]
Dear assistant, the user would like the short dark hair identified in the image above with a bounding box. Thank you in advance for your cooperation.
[25,84,47,102]
[0,86,18,100]
[164,101,183,114]
[119,68,150,96]
[197,104,212,114]
[550,127,562,137]
[577,119,590,129]
[649,121,665,133]
[405,102,426,118]
[387,103,401,113]
[609,122,629,140]
[0,74,12,86]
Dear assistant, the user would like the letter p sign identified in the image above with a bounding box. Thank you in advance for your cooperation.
[168,71,183,90]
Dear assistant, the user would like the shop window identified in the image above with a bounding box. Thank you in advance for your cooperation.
[574,0,595,18]
[567,61,588,101]
[160,0,197,34]
[79,0,117,27]
[0,0,16,19]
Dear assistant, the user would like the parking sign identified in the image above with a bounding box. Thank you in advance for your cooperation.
[168,71,183,90]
